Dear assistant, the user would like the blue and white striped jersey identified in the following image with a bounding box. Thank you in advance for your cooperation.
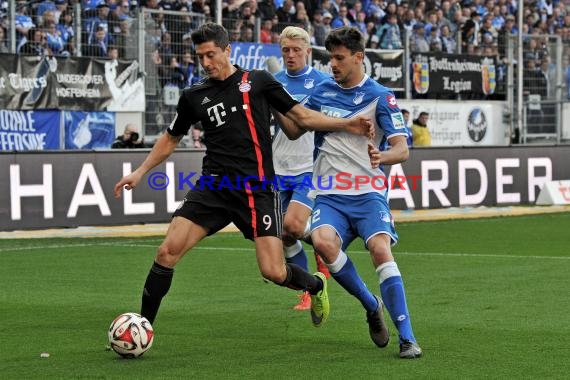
[306,75,408,196]
[273,66,330,176]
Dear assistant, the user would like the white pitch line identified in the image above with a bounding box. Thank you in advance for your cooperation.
[188,246,570,261]
[1,242,568,261]
[0,240,155,253]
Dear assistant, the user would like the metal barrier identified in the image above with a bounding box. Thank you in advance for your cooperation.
[138,8,206,138]
[508,34,564,143]
[522,100,563,144]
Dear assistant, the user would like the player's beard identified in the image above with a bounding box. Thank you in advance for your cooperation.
[334,70,351,87]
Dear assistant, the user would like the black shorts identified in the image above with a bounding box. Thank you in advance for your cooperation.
[173,179,283,240]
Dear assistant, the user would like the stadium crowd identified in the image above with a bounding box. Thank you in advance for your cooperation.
[2,1,570,54]
[2,0,570,99]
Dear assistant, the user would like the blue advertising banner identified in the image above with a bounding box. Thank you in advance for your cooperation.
[0,110,60,150]
[64,111,115,149]
[230,42,283,70]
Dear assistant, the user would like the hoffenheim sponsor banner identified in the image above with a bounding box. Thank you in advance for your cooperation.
[64,111,116,149]
[0,110,60,151]
[0,53,145,111]
[230,42,283,70]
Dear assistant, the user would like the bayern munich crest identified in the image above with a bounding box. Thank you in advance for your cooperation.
[239,81,251,92]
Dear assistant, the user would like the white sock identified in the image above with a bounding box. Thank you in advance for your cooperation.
[327,250,348,274]
[284,241,303,259]
[375,261,401,284]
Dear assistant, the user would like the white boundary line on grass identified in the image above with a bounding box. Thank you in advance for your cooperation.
[168,246,570,261]
[2,206,569,240]
[1,241,569,261]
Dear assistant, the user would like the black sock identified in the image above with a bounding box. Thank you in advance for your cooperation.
[279,263,323,294]
[141,261,174,324]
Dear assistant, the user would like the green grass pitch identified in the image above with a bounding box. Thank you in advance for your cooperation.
[1,213,569,379]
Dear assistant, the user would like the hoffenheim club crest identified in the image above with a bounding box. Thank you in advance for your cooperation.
[353,92,365,105]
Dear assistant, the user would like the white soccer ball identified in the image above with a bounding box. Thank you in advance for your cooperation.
[108,312,154,358]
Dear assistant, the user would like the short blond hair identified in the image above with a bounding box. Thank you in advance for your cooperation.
[279,26,310,46]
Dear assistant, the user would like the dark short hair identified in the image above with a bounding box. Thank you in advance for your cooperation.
[325,26,365,54]
[401,109,410,115]
[419,111,429,117]
[27,27,39,39]
[191,22,229,49]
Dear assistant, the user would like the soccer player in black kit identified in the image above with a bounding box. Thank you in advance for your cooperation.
[113,23,373,331]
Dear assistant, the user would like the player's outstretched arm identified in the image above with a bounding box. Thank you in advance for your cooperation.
[368,135,409,169]
[284,104,375,139]
[271,109,306,140]
[113,132,183,198]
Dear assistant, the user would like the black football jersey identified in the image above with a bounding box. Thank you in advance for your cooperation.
[168,66,298,180]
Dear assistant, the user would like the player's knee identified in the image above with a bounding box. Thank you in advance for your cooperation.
[370,250,394,267]
[312,239,334,258]
[311,232,338,259]
[367,235,394,265]
[261,266,286,284]
[283,217,306,240]
[156,244,182,267]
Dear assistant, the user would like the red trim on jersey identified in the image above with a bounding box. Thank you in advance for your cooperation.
[245,183,257,238]
[241,72,265,180]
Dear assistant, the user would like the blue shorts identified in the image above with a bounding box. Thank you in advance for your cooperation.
[276,173,314,213]
[311,193,398,249]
